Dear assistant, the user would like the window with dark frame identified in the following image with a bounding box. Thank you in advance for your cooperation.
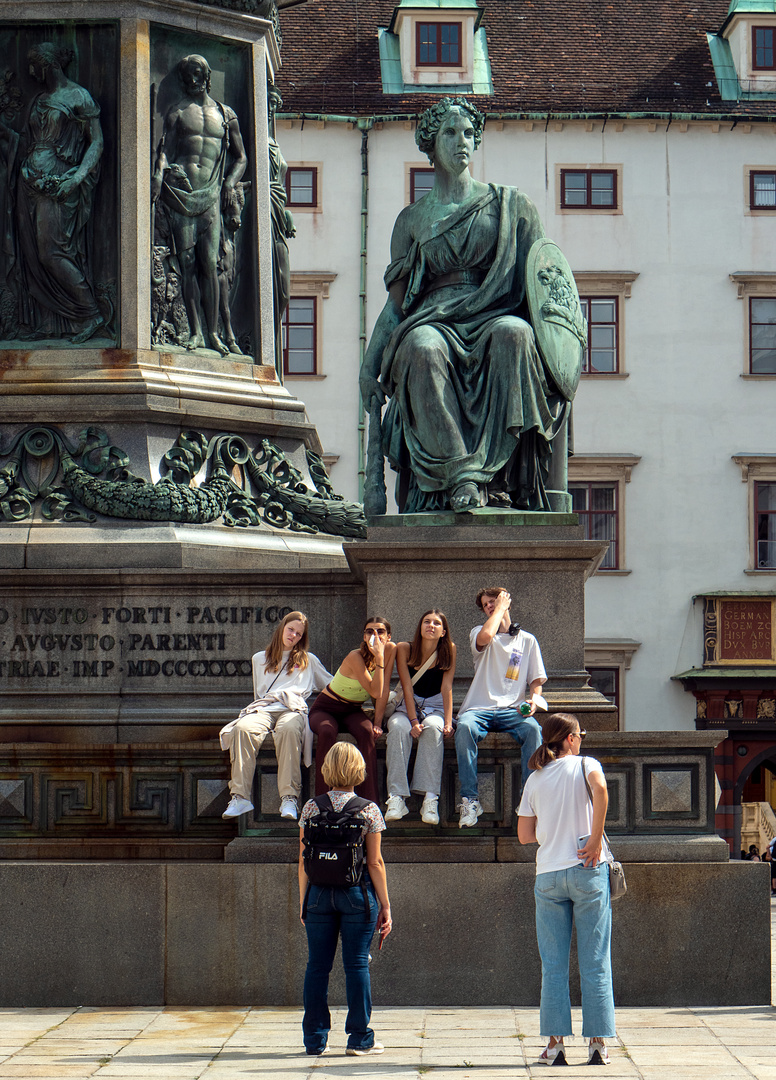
[749,297,776,373]
[750,171,776,209]
[756,481,776,568]
[569,482,618,569]
[285,167,317,208]
[282,296,316,375]
[579,297,618,373]
[586,667,620,711]
[561,169,617,210]
[753,26,776,70]
[416,21,462,66]
[410,167,435,202]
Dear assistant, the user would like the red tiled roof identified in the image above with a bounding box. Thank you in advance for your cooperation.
[275,0,776,117]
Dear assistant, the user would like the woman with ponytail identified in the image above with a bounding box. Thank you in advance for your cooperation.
[517,713,616,1067]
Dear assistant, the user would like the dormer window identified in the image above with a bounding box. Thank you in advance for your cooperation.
[753,26,776,69]
[378,1,493,95]
[417,22,462,67]
[708,3,776,100]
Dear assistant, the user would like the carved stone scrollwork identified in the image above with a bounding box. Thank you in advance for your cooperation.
[0,425,366,537]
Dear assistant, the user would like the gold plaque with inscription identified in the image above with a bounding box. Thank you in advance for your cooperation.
[703,596,776,666]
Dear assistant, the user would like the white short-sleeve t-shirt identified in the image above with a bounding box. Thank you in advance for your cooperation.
[459,628,546,713]
[518,755,610,875]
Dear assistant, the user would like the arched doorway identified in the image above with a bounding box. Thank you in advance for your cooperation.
[733,746,776,858]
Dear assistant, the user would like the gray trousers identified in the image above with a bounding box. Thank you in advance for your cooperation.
[385,693,445,798]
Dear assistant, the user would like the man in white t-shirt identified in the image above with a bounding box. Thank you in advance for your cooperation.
[455,586,546,827]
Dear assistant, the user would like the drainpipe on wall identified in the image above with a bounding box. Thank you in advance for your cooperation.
[357,117,374,503]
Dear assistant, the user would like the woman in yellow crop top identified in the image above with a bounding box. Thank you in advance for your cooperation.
[308,616,394,803]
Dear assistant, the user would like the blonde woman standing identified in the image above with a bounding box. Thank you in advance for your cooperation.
[299,743,392,1057]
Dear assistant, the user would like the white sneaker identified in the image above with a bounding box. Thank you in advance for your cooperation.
[385,795,409,822]
[222,795,254,819]
[588,1040,610,1065]
[457,797,483,828]
[346,1042,384,1056]
[420,795,439,824]
[279,796,298,820]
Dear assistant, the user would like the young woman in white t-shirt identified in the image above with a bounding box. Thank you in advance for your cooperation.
[517,712,616,1067]
[220,611,332,822]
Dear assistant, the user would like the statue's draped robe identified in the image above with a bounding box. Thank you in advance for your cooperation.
[16,86,101,331]
[379,185,569,512]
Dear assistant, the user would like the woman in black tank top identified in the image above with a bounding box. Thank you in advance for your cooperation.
[378,609,456,826]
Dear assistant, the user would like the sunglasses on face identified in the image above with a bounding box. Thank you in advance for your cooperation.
[571,730,587,741]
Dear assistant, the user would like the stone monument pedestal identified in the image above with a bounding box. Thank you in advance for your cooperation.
[345,513,618,728]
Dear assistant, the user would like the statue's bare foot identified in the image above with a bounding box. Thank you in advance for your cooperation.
[225,334,242,355]
[488,490,512,508]
[186,332,206,351]
[72,314,106,345]
[210,333,230,357]
[450,482,484,512]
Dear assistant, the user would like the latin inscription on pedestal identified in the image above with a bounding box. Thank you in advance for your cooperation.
[0,598,293,691]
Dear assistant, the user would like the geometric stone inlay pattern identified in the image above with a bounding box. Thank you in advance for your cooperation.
[197,778,229,817]
[0,779,25,816]
[650,769,693,814]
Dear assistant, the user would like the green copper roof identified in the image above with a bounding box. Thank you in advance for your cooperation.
[726,1,776,14]
[393,0,481,9]
[389,1,484,33]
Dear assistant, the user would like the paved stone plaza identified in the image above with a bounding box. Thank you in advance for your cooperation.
[0,898,772,1080]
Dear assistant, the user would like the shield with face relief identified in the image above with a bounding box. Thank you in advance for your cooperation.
[526,238,586,401]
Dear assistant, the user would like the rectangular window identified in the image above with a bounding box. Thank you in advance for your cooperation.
[587,667,620,711]
[570,482,618,569]
[750,171,776,209]
[285,167,317,207]
[579,297,618,373]
[561,169,617,210]
[753,26,776,70]
[416,21,462,66]
[282,297,316,375]
[410,167,435,202]
[756,481,776,568]
[750,297,776,373]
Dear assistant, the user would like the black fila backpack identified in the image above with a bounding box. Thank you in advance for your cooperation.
[302,793,371,915]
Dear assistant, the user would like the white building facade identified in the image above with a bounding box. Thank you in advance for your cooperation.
[274,0,776,844]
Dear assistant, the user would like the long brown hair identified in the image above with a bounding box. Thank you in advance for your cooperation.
[264,611,310,674]
[408,609,454,670]
[527,712,579,772]
[359,615,391,671]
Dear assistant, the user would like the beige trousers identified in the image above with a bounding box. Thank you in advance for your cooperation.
[227,709,305,801]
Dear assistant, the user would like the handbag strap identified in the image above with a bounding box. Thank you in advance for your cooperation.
[394,649,438,707]
[411,649,438,686]
[581,757,613,856]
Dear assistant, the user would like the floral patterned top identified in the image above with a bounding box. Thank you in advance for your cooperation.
[300,790,385,833]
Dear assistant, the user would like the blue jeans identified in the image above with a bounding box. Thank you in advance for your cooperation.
[534,864,616,1039]
[302,882,379,1053]
[454,708,542,799]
